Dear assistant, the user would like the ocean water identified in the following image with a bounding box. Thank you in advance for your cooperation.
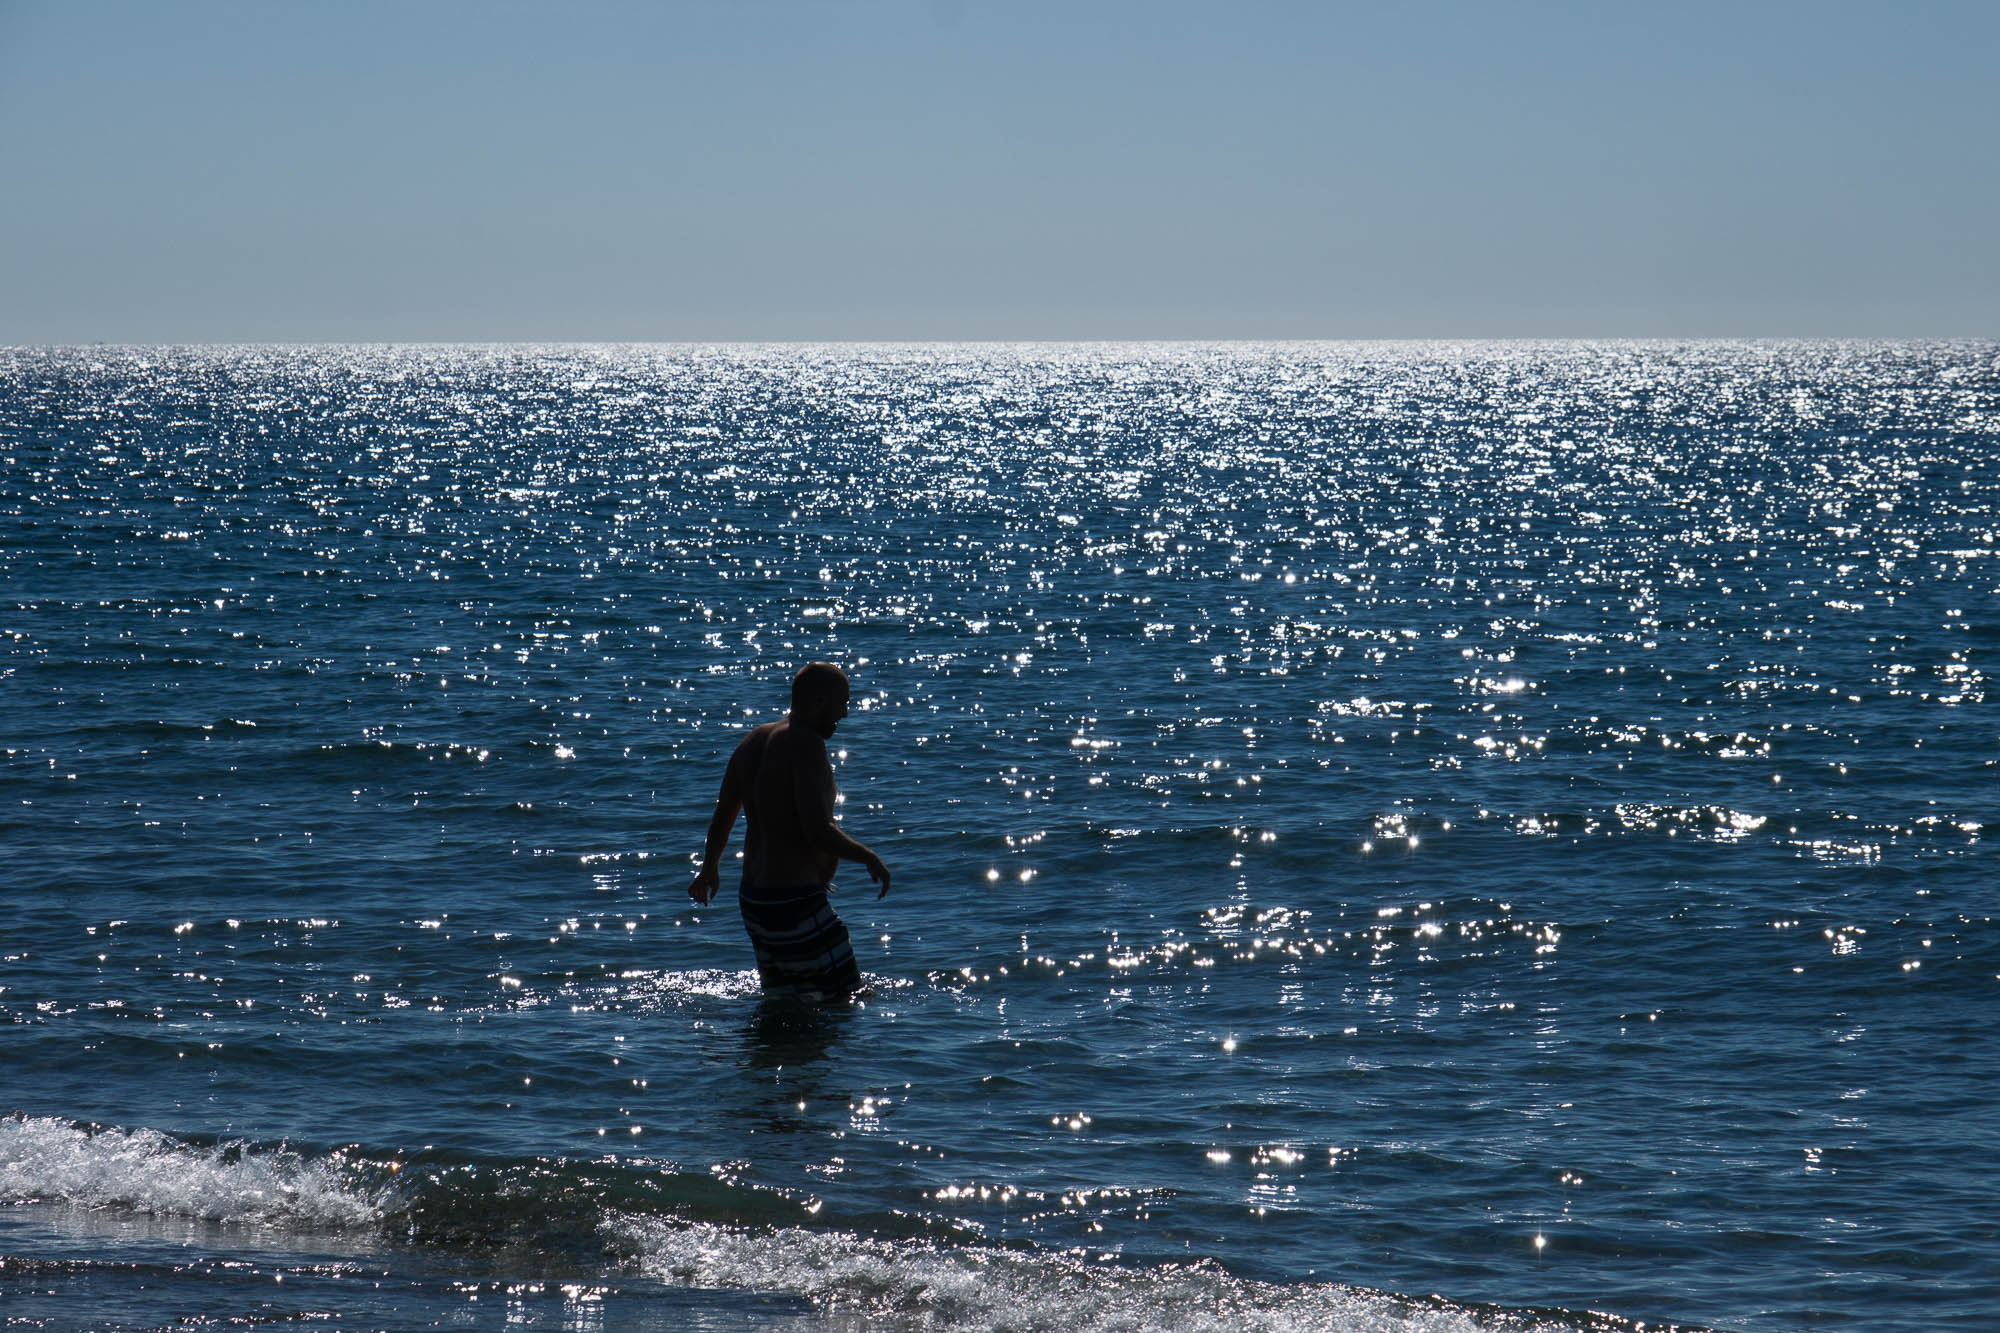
[1,341,1995,1333]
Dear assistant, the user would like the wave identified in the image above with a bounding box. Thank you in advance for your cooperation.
[0,1114,386,1230]
[0,1114,1694,1332]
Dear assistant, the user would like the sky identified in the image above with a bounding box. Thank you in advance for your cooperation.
[1,0,1995,342]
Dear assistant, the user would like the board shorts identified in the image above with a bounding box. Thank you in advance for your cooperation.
[738,879,863,996]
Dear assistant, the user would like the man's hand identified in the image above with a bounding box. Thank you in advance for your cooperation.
[688,864,720,905]
[862,852,891,900]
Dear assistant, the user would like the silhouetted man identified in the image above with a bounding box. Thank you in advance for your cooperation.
[688,662,889,996]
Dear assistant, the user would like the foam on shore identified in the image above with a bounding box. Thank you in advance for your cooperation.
[608,1214,1661,1333]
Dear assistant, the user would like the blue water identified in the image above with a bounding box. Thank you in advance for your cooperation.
[2,341,1995,1332]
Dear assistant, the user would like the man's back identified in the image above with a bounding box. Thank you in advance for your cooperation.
[736,718,838,889]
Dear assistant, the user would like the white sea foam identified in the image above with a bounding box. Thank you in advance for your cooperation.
[608,1215,1612,1333]
[0,1115,387,1229]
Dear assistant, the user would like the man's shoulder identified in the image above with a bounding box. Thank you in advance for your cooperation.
[736,718,824,757]
[727,719,784,764]
[763,718,825,759]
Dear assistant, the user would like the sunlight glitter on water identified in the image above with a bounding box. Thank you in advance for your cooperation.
[4,341,1996,1331]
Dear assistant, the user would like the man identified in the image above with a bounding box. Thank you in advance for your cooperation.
[688,662,889,996]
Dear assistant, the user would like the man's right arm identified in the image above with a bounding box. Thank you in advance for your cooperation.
[688,734,753,903]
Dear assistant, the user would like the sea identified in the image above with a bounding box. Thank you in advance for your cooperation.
[1,341,1994,1332]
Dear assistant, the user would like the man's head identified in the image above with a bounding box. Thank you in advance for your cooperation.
[790,662,850,738]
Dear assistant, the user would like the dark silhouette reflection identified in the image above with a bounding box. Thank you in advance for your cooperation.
[735,994,857,1139]
[740,991,852,1071]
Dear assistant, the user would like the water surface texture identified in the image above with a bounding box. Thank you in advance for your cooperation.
[3,342,1996,1331]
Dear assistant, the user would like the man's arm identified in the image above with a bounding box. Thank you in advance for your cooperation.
[792,732,891,899]
[688,740,751,904]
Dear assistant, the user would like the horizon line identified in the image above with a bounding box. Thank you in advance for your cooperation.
[5,333,1995,351]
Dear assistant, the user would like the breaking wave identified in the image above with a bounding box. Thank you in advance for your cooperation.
[0,1114,1694,1331]
[0,1114,387,1230]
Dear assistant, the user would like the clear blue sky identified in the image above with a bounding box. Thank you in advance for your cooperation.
[2,0,1994,341]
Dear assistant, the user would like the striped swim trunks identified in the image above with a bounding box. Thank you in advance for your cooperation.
[738,880,862,996]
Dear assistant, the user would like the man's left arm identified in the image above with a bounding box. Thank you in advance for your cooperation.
[793,736,890,898]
